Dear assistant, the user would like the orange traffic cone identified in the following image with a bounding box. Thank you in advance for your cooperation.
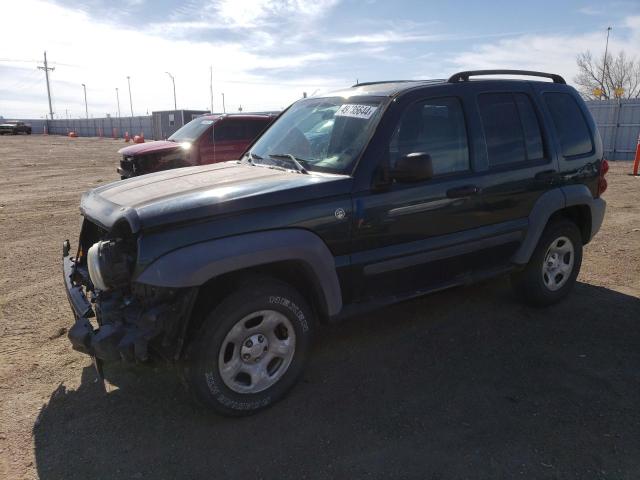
[633,134,640,176]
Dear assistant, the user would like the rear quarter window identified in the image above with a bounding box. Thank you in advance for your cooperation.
[543,92,594,158]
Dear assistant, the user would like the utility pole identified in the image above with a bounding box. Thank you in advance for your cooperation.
[221,92,226,113]
[600,26,612,98]
[81,83,88,118]
[209,66,214,113]
[165,72,177,110]
[115,87,121,117]
[126,76,133,116]
[37,51,55,120]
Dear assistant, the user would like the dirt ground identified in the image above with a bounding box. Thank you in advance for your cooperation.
[0,135,639,480]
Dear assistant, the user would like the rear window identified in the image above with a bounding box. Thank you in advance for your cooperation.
[543,93,593,157]
[478,93,544,167]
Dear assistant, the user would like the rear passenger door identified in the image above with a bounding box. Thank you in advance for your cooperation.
[467,82,559,235]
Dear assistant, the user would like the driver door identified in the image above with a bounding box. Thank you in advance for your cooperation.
[350,95,487,300]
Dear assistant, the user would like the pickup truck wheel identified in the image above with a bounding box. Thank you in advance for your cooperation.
[511,219,583,306]
[183,278,315,416]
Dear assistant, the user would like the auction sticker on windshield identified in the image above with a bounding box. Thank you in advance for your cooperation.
[335,104,378,119]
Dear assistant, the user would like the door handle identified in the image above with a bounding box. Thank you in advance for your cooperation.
[446,185,482,198]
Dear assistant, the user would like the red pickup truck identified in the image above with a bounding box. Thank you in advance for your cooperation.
[117,113,275,178]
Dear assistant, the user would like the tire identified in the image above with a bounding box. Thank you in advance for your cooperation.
[183,278,315,416]
[511,219,583,307]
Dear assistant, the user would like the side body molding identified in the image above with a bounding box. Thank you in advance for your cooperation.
[134,229,343,316]
[512,185,605,265]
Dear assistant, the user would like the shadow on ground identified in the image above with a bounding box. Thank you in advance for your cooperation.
[33,280,640,479]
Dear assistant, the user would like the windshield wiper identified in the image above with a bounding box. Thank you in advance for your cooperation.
[244,151,263,165]
[269,153,309,174]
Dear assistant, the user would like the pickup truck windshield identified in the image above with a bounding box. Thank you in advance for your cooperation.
[245,97,384,174]
[168,118,215,142]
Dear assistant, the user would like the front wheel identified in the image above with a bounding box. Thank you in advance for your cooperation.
[511,219,583,306]
[183,278,315,416]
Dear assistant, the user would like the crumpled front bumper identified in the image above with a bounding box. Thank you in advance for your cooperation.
[63,240,97,356]
[62,240,197,363]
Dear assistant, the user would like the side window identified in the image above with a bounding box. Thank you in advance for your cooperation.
[543,92,593,157]
[514,94,544,161]
[246,121,267,139]
[478,93,544,167]
[213,122,245,141]
[390,97,469,176]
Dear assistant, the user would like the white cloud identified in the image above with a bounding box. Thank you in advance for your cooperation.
[578,6,604,15]
[335,30,534,45]
[448,16,640,87]
[211,0,339,28]
[0,0,345,118]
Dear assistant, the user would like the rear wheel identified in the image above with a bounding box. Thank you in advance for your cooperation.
[511,219,583,306]
[183,278,315,416]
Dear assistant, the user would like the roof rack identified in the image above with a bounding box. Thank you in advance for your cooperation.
[447,70,566,84]
[352,80,417,88]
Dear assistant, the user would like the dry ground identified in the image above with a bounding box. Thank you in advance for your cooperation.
[1,135,639,480]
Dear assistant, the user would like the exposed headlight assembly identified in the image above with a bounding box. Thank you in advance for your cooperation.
[87,240,131,291]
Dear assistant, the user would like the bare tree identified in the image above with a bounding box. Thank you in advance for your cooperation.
[574,50,640,99]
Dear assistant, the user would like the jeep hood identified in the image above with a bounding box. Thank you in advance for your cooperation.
[81,161,351,231]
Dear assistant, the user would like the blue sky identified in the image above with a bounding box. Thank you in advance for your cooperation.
[1,0,639,118]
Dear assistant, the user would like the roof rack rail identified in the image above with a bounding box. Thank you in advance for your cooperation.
[352,80,416,87]
[447,70,566,84]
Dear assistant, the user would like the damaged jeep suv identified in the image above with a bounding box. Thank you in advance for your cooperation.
[63,70,607,416]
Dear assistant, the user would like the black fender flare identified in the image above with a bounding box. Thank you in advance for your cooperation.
[134,228,343,316]
[512,185,604,265]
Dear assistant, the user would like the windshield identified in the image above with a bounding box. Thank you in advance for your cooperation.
[168,117,215,142]
[244,96,385,174]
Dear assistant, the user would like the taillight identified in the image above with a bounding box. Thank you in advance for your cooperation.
[597,159,609,196]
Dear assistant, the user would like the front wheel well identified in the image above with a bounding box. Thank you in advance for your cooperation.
[548,205,592,244]
[183,261,329,356]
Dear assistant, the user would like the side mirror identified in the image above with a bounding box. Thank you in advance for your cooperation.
[392,152,433,183]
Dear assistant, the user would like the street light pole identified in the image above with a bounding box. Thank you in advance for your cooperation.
[165,72,177,110]
[115,87,121,117]
[126,76,133,116]
[600,26,612,98]
[81,83,88,119]
[221,92,226,113]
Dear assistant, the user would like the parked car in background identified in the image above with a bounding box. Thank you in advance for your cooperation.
[117,113,275,178]
[0,121,31,135]
[63,70,607,416]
